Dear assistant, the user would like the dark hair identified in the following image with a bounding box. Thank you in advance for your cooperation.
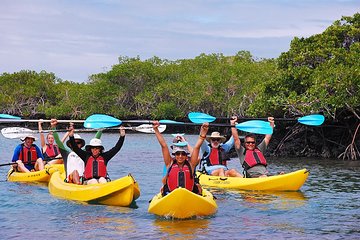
[245,134,256,139]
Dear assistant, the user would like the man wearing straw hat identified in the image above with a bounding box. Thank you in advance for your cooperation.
[11,134,45,172]
[199,117,243,177]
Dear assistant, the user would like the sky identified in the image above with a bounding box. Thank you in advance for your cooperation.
[0,0,358,83]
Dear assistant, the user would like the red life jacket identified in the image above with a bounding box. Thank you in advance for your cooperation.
[166,160,194,192]
[44,144,60,158]
[243,148,267,170]
[83,155,107,180]
[19,144,38,165]
[203,146,229,166]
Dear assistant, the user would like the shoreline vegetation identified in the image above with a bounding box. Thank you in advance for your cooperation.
[1,13,359,160]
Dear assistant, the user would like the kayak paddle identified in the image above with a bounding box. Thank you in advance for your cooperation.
[1,124,166,139]
[84,114,272,134]
[83,114,155,128]
[0,157,63,167]
[0,113,21,119]
[0,118,84,123]
[188,112,325,126]
[159,119,273,135]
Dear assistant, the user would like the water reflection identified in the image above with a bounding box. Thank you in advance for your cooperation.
[153,218,210,239]
[242,191,307,210]
[1,135,360,239]
[214,189,308,211]
[65,211,137,238]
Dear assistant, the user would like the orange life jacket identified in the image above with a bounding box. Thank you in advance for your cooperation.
[19,144,38,165]
[83,155,107,180]
[243,148,267,170]
[166,160,194,192]
[203,146,229,166]
[44,144,60,158]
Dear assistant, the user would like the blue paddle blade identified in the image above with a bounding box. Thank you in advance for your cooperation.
[0,114,21,119]
[84,114,122,128]
[236,120,273,135]
[159,120,185,125]
[188,112,216,123]
[173,141,188,147]
[171,133,185,137]
[298,114,325,126]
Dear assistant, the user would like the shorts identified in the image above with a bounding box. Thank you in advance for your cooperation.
[204,165,228,175]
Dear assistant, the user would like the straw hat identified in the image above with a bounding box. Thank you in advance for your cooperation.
[206,132,226,143]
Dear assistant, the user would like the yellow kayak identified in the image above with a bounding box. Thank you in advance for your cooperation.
[48,171,140,206]
[7,164,64,182]
[148,188,217,219]
[197,168,309,191]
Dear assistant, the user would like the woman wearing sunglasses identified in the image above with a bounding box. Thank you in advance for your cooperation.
[153,121,209,196]
[232,116,275,178]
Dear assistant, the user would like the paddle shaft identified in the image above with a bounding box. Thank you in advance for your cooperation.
[0,157,62,167]
[26,127,151,133]
[188,112,324,127]
[0,119,84,123]
[160,121,234,127]
[216,116,294,121]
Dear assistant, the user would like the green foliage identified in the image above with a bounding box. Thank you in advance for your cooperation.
[0,13,359,124]
[250,13,360,118]
[0,70,59,116]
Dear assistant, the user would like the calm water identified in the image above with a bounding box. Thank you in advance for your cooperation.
[1,133,359,239]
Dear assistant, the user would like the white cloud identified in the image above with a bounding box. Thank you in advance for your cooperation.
[0,0,358,82]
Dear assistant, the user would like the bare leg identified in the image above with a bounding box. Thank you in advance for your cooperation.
[34,158,45,171]
[86,178,99,185]
[68,170,81,184]
[15,161,30,173]
[98,177,107,183]
[226,169,243,178]
[47,159,64,165]
[211,168,226,176]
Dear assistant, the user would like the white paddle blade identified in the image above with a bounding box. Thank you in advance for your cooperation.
[133,124,166,133]
[1,127,36,139]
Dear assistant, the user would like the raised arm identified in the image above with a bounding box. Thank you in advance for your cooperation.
[38,120,46,152]
[231,116,241,149]
[153,121,172,167]
[264,117,275,146]
[50,119,67,150]
[61,131,70,143]
[102,127,125,161]
[190,123,209,168]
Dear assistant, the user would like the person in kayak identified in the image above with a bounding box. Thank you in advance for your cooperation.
[50,119,102,184]
[68,124,125,185]
[232,116,276,178]
[199,117,243,177]
[160,133,194,178]
[38,119,65,165]
[153,121,209,196]
[11,134,45,172]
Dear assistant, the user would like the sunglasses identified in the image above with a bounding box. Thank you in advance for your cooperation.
[212,138,221,142]
[91,146,102,149]
[245,141,256,144]
[75,141,83,145]
[175,152,187,156]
